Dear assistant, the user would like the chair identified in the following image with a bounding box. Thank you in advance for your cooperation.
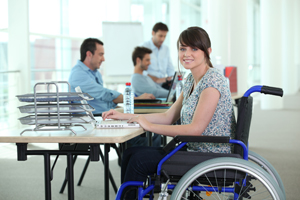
[115,85,286,200]
[57,143,122,194]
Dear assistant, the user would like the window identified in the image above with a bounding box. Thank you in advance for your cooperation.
[0,0,8,30]
[28,0,124,90]
[0,0,9,129]
[180,0,202,30]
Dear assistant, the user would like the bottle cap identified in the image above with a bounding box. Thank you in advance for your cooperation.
[125,82,131,86]
[178,75,182,81]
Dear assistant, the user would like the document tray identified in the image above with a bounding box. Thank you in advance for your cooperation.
[16,92,93,102]
[18,103,94,113]
[18,114,93,125]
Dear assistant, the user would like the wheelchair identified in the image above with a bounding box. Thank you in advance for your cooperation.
[116,85,285,200]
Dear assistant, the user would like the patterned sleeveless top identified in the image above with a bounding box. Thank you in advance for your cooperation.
[180,68,236,153]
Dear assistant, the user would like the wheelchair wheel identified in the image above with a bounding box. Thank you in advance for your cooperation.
[170,157,284,200]
[248,150,286,199]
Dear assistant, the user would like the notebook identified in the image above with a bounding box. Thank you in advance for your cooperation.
[75,86,140,129]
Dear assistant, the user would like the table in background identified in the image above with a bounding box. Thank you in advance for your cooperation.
[0,124,144,200]
[117,93,243,146]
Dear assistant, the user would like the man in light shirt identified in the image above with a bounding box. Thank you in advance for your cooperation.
[69,38,155,116]
[141,22,175,89]
[131,46,169,98]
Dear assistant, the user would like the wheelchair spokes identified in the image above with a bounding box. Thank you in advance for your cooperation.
[171,158,284,200]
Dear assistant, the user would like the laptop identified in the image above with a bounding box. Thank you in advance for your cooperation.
[134,71,185,104]
[75,86,140,129]
[166,71,185,102]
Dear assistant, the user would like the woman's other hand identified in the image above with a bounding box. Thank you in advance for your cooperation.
[102,109,125,120]
[136,93,155,99]
[127,115,151,131]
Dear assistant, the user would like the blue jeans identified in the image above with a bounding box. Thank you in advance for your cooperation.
[121,146,167,199]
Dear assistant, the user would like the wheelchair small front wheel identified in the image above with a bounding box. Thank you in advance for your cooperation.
[171,157,285,200]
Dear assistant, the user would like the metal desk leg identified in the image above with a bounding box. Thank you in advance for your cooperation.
[77,156,90,186]
[44,153,52,200]
[99,148,118,192]
[67,153,75,200]
[104,144,110,200]
[60,155,77,193]
[147,131,152,146]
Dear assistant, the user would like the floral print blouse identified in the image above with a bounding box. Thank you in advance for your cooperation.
[180,68,236,153]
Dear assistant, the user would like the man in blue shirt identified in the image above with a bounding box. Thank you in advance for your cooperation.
[141,22,175,88]
[131,46,169,98]
[69,38,155,115]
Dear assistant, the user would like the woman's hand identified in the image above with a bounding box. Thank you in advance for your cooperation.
[102,109,126,120]
[135,93,155,99]
[127,115,151,131]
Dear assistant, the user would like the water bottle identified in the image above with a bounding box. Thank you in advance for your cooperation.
[123,82,134,114]
[176,75,183,100]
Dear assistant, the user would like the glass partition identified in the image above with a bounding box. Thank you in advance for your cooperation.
[29,35,82,91]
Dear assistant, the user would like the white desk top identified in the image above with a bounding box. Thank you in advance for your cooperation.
[0,124,144,144]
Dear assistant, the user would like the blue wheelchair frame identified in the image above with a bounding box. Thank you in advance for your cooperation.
[115,85,283,200]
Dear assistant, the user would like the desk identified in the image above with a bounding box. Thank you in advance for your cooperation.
[0,124,144,200]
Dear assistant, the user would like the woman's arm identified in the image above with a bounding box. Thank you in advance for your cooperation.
[102,92,183,125]
[128,87,220,137]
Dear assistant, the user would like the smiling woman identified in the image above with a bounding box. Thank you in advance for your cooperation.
[102,26,236,199]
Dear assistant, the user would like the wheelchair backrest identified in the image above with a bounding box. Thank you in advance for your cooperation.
[234,96,253,157]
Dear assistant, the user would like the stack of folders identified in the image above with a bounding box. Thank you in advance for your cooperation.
[134,99,172,109]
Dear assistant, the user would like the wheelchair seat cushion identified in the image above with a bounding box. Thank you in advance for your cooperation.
[161,151,242,176]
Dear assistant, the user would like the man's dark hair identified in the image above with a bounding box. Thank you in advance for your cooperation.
[80,38,104,62]
[132,47,152,66]
[152,22,168,33]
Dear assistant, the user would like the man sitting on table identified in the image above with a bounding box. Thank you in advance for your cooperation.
[131,46,169,98]
[68,38,155,116]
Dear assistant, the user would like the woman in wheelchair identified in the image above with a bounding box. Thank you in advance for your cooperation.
[102,26,237,199]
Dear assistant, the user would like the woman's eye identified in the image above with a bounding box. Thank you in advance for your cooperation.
[192,48,198,51]
[180,48,186,51]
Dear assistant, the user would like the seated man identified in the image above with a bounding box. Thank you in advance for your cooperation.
[69,38,155,147]
[131,46,169,98]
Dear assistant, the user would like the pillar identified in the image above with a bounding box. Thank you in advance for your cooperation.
[169,0,181,68]
[8,0,30,128]
[282,0,297,95]
[260,0,283,109]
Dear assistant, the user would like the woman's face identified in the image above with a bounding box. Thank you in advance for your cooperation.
[178,43,207,70]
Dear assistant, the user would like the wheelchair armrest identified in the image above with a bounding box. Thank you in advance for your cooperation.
[163,135,230,152]
[162,138,178,152]
[174,135,230,143]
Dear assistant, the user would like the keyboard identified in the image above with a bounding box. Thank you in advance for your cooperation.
[95,119,140,129]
